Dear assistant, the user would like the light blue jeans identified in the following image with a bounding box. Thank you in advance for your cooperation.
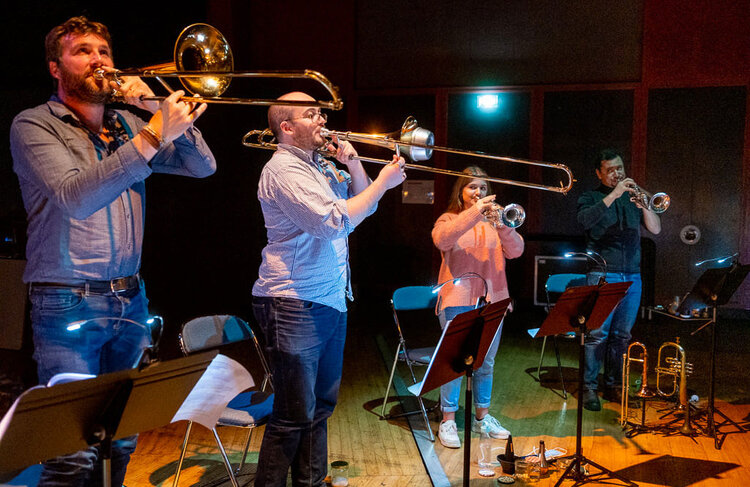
[30,284,151,487]
[252,296,347,487]
[438,305,503,413]
[583,272,642,391]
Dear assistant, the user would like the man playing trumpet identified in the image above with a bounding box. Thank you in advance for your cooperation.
[576,149,661,411]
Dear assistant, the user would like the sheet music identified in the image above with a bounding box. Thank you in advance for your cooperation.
[171,354,254,429]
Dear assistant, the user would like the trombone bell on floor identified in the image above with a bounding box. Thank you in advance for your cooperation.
[621,342,654,426]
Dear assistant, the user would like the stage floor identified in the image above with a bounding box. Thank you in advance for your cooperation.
[121,308,750,486]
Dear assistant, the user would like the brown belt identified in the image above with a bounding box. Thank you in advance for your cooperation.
[31,275,140,294]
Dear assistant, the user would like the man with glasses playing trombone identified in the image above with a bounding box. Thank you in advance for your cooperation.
[251,91,405,486]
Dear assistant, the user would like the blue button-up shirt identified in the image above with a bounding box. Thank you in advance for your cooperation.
[252,144,374,312]
[10,96,216,283]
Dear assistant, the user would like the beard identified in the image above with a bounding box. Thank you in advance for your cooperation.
[293,126,326,152]
[58,65,110,104]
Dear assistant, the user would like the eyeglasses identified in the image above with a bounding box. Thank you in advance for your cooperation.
[287,110,328,123]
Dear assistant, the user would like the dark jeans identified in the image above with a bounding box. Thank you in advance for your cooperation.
[252,296,347,487]
[583,272,642,391]
[30,285,150,487]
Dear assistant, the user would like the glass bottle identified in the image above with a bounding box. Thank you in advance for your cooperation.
[538,440,550,475]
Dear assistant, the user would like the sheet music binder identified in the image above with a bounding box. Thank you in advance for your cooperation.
[0,351,216,474]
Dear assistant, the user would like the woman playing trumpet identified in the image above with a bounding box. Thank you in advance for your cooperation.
[431,166,524,448]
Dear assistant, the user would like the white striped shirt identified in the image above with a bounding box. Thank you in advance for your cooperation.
[252,144,373,312]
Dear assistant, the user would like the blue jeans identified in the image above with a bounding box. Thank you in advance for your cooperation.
[252,296,347,487]
[583,272,642,391]
[438,306,503,413]
[30,284,151,487]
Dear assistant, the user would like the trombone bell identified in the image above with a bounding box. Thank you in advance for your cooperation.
[399,118,433,161]
[174,23,233,97]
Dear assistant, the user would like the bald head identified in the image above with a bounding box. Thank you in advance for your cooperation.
[268,92,316,139]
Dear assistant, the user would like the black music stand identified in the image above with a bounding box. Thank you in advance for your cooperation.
[408,298,510,487]
[681,263,750,449]
[536,281,636,487]
[0,351,217,486]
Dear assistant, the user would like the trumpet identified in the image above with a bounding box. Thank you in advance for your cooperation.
[616,175,670,213]
[656,338,695,434]
[482,203,525,228]
[94,23,343,109]
[655,338,693,408]
[243,117,575,193]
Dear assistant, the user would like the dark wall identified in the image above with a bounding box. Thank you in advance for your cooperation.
[356,1,643,88]
[646,87,746,304]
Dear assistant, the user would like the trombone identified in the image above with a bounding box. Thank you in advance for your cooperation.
[621,342,654,427]
[242,117,575,193]
[94,23,343,110]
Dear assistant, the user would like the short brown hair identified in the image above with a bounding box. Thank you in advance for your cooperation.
[45,16,112,65]
[444,165,494,214]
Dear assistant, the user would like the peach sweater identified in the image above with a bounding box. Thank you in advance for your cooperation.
[432,205,525,314]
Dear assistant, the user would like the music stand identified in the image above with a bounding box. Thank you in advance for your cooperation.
[0,351,217,486]
[408,298,510,487]
[681,263,750,449]
[536,281,636,487]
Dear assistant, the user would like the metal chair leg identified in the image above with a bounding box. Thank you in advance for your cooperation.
[552,335,568,399]
[212,428,240,487]
[380,340,404,419]
[237,427,254,473]
[172,421,194,487]
[537,335,548,380]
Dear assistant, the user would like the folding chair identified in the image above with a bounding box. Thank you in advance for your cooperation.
[529,274,586,399]
[173,315,273,487]
[380,285,439,442]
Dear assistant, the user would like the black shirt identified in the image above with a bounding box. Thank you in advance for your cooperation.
[576,185,644,273]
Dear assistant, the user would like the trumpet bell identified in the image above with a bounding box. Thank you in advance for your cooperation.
[502,203,525,228]
[174,23,234,97]
[650,192,670,213]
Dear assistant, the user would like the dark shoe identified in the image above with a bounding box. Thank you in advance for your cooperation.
[582,389,601,411]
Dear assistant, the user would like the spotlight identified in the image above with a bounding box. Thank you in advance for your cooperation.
[477,94,499,112]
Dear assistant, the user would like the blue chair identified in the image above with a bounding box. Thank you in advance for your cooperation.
[173,315,273,487]
[529,274,587,399]
[380,286,439,442]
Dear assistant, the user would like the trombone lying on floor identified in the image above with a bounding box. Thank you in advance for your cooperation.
[94,23,343,110]
[243,116,575,193]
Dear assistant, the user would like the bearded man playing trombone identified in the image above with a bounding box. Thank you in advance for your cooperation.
[10,16,215,486]
[251,92,405,486]
[576,149,661,411]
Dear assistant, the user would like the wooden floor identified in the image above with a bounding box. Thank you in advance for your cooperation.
[123,309,750,487]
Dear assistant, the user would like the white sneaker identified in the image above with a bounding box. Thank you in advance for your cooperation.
[472,414,510,439]
[438,420,461,448]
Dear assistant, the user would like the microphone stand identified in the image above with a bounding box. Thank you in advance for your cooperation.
[564,250,608,282]
[432,271,489,309]
[67,316,163,370]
